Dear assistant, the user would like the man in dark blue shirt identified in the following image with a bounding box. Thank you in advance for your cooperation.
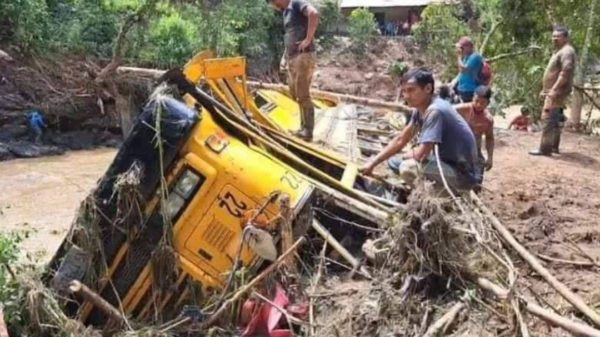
[268,0,319,141]
[360,68,481,191]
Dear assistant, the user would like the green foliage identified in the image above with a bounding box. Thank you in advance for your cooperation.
[0,0,51,50]
[138,12,202,67]
[389,62,409,78]
[0,231,25,328]
[347,7,377,50]
[413,4,469,80]
[317,0,345,48]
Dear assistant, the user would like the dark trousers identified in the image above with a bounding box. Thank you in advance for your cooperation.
[458,91,474,103]
[539,108,563,154]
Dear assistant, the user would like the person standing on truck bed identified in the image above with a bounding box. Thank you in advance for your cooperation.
[360,68,482,192]
[268,0,320,142]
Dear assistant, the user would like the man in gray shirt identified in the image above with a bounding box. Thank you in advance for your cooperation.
[360,68,481,192]
[267,0,320,141]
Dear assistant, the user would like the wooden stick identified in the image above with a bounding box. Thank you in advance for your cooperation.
[278,194,297,273]
[69,280,125,325]
[536,253,597,267]
[311,219,360,269]
[478,278,600,337]
[422,301,466,337]
[470,192,600,327]
[512,298,530,337]
[200,237,305,329]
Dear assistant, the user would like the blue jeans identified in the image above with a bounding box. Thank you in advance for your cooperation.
[388,156,475,191]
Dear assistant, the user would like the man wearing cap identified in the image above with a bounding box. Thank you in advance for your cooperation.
[529,26,576,156]
[267,0,320,142]
[360,68,481,192]
[451,36,484,103]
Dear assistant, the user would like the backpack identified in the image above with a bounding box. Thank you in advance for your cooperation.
[479,59,492,86]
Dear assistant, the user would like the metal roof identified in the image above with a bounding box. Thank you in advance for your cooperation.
[340,0,435,8]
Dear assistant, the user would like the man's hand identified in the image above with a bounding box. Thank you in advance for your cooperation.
[359,163,375,176]
[485,158,493,171]
[297,38,312,52]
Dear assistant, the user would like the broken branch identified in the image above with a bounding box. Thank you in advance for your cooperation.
[69,280,125,326]
[422,301,466,337]
[478,278,600,337]
[200,237,305,329]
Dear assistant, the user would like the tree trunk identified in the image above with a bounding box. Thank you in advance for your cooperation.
[569,0,597,127]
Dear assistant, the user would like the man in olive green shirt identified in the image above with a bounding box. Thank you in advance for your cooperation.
[530,26,576,156]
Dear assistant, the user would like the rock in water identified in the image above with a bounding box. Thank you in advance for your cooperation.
[7,141,65,158]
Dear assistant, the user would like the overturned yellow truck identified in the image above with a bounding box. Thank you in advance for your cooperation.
[46,53,405,327]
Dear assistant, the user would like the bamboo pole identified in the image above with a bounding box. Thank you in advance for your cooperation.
[477,278,600,337]
[471,192,600,327]
[311,219,360,269]
[69,280,125,325]
[422,302,466,337]
[200,237,305,329]
[115,66,413,113]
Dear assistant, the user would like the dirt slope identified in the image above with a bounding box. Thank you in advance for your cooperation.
[482,129,600,331]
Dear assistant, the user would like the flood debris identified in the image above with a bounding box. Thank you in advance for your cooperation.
[5,57,600,337]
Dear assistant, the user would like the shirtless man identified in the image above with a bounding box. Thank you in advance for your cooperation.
[454,85,494,172]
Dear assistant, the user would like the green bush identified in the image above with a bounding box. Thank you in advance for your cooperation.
[0,231,25,330]
[347,7,377,50]
[317,0,345,48]
[0,0,51,51]
[413,4,469,81]
[138,12,202,67]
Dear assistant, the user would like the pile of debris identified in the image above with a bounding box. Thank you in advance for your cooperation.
[4,180,600,337]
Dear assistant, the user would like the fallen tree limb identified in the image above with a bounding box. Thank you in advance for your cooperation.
[471,192,600,327]
[200,237,305,329]
[536,253,597,267]
[422,301,466,337]
[487,46,542,63]
[115,66,413,113]
[69,280,125,326]
[478,278,600,337]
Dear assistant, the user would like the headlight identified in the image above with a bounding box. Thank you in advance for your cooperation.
[175,170,201,198]
[164,192,185,221]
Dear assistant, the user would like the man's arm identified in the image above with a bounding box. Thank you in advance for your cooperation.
[457,54,467,72]
[360,123,416,175]
[484,120,494,170]
[403,143,435,162]
[507,116,517,129]
[297,4,319,52]
[453,103,472,119]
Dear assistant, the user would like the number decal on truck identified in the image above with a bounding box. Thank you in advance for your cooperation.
[218,191,248,218]
[280,170,303,190]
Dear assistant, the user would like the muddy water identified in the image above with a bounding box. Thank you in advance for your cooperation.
[0,149,116,262]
